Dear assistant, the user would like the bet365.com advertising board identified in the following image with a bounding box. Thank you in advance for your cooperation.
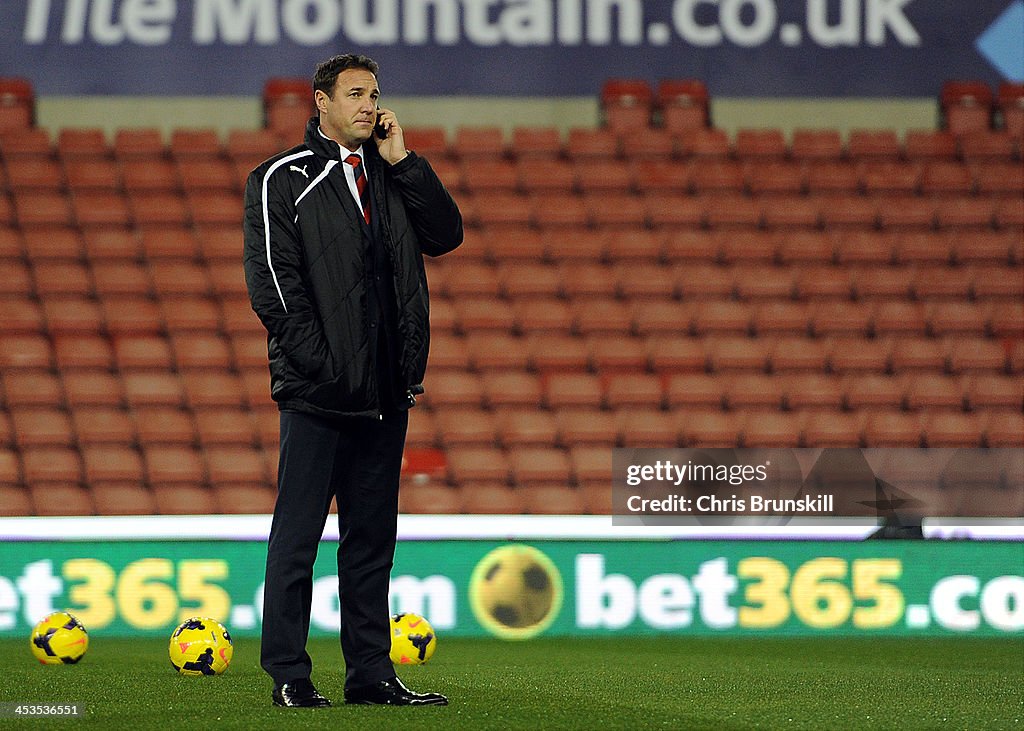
[0,537,1020,639]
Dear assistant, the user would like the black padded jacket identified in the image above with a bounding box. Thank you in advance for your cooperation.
[243,117,462,419]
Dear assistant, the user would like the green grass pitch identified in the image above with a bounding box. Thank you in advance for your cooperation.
[1,636,1020,730]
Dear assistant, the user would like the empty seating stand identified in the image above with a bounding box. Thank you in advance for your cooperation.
[1,75,1021,517]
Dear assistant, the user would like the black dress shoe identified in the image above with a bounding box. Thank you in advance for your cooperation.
[272,678,332,708]
[344,676,448,706]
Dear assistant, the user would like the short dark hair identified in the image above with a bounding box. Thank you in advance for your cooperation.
[313,54,380,98]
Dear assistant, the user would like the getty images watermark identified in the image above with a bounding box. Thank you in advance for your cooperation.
[624,458,833,515]
[611,448,1023,527]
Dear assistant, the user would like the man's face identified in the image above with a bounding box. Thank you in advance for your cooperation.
[317,68,379,151]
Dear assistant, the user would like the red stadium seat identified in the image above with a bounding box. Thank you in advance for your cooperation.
[997,82,1024,135]
[462,484,526,514]
[806,162,859,194]
[70,198,131,236]
[516,157,573,193]
[496,410,558,447]
[0,487,32,516]
[791,129,843,160]
[402,127,449,158]
[0,78,36,131]
[861,161,921,195]
[940,80,994,135]
[169,129,221,159]
[575,159,634,194]
[747,161,805,195]
[803,412,865,447]
[512,299,574,334]
[604,373,663,409]
[2,371,62,410]
[601,79,653,132]
[461,159,517,193]
[735,129,787,158]
[768,337,828,372]
[632,159,690,194]
[399,483,463,515]
[629,129,676,158]
[123,373,186,409]
[71,408,136,446]
[873,301,927,336]
[81,445,144,484]
[631,300,692,335]
[10,409,73,448]
[453,127,506,160]
[959,132,1016,162]
[647,337,707,373]
[29,484,94,516]
[178,159,236,194]
[1,299,44,334]
[434,409,497,447]
[616,410,680,448]
[6,157,63,192]
[527,333,589,372]
[521,484,586,515]
[863,412,923,447]
[226,128,280,160]
[924,412,984,447]
[263,78,314,137]
[725,374,784,410]
[498,262,562,298]
[62,371,124,408]
[589,333,643,372]
[569,445,613,484]
[573,298,632,335]
[565,128,618,159]
[90,483,157,515]
[52,335,114,370]
[556,409,618,447]
[0,128,51,157]
[559,262,615,299]
[904,373,966,410]
[545,373,603,409]
[666,374,726,409]
[743,411,803,447]
[508,447,571,485]
[904,130,957,160]
[829,339,892,375]
[481,371,542,408]
[690,160,743,194]
[150,484,215,515]
[656,79,709,133]
[511,127,562,159]
[22,447,83,486]
[13,191,73,227]
[113,129,164,159]
[447,446,510,485]
[678,411,743,448]
[847,130,901,159]
[682,128,731,158]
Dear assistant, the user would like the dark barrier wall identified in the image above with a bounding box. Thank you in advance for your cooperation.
[2,0,1021,96]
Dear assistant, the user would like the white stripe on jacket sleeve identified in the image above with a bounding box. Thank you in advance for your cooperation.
[261,150,314,313]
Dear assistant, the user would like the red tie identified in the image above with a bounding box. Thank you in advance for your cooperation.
[345,154,371,225]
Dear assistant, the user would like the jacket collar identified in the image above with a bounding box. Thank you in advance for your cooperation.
[304,116,385,171]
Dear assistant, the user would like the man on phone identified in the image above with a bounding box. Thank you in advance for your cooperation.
[243,54,462,708]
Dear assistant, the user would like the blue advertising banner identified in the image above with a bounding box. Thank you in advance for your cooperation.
[1,1,1022,96]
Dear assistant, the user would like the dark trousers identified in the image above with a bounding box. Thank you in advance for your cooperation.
[260,408,408,690]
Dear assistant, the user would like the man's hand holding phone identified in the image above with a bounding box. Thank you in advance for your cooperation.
[374,108,408,165]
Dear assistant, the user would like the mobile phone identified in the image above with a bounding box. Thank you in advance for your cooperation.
[375,112,388,139]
